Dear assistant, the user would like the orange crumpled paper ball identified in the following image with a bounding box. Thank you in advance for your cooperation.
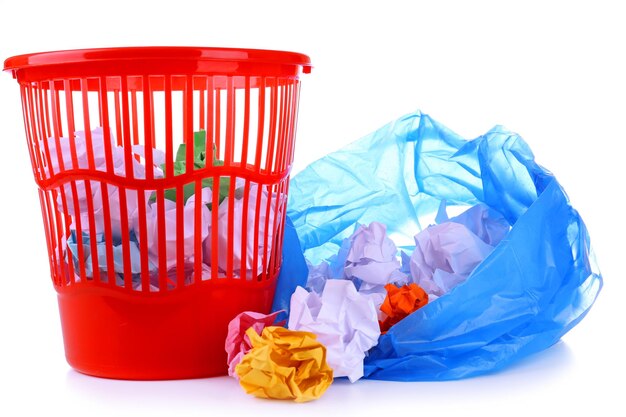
[234,326,333,402]
[379,283,429,334]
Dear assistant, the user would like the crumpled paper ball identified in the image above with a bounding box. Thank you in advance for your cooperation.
[203,183,281,278]
[235,326,333,402]
[379,283,429,334]
[137,188,211,270]
[343,222,407,289]
[304,260,331,294]
[409,221,495,297]
[288,280,380,382]
[224,311,284,378]
[65,229,157,280]
[436,202,510,247]
[45,128,164,238]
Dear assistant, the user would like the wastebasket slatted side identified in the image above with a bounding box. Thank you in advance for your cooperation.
[7,47,310,379]
[18,73,299,291]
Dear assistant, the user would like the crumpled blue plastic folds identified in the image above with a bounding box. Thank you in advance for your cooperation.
[273,110,602,381]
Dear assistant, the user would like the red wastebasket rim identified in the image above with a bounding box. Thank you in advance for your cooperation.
[3,46,312,72]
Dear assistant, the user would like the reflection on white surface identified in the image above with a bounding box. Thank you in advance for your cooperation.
[61,342,575,415]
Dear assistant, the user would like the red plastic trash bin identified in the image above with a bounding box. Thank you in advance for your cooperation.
[3,47,311,380]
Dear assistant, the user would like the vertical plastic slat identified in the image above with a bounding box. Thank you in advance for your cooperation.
[120,77,135,180]
[226,175,236,278]
[279,80,293,171]
[70,181,87,280]
[117,184,133,288]
[184,76,193,171]
[63,80,90,281]
[137,76,155,291]
[183,75,193,285]
[119,77,135,289]
[264,78,278,174]
[38,189,56,281]
[274,181,289,276]
[164,76,174,178]
[283,81,296,170]
[268,181,284,277]
[49,80,77,284]
[179,75,194,286]
[206,77,215,167]
[251,181,262,281]
[224,77,236,277]
[99,182,115,285]
[40,193,55,286]
[260,183,273,282]
[131,89,140,150]
[215,87,221,158]
[225,76,235,165]
[80,80,96,170]
[274,81,286,173]
[54,86,63,137]
[193,180,202,283]
[238,77,251,280]
[277,81,287,173]
[199,81,205,131]
[25,85,45,179]
[283,80,293,168]
[156,188,167,290]
[114,88,123,147]
[144,76,155,180]
[258,79,280,281]
[83,180,100,284]
[289,81,302,165]
[45,190,65,286]
[49,81,66,172]
[211,176,220,279]
[36,84,54,175]
[98,76,118,285]
[176,185,185,287]
[241,77,251,168]
[254,77,266,170]
[240,180,251,280]
[136,188,149,291]
[159,74,172,289]
[58,187,75,283]
[42,88,51,139]
[80,79,101,284]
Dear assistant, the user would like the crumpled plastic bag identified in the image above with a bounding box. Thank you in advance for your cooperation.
[274,110,602,381]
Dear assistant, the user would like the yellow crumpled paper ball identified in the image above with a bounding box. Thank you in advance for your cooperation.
[234,326,333,402]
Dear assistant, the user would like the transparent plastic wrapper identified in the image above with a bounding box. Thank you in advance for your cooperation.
[274,110,602,381]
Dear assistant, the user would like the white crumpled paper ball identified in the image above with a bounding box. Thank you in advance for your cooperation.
[409,221,495,297]
[288,280,381,382]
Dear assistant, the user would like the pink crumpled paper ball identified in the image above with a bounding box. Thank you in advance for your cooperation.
[224,310,284,378]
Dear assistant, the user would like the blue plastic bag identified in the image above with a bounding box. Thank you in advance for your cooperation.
[276,110,602,381]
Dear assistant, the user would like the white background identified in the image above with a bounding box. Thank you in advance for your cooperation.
[0,1,623,416]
